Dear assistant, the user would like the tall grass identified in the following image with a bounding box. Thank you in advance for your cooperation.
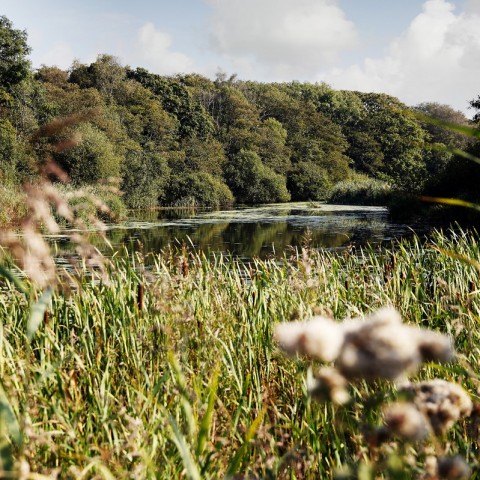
[328,176,392,206]
[0,230,479,478]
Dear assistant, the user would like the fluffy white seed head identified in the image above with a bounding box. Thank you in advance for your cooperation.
[274,316,344,362]
[402,380,472,435]
[307,367,350,405]
[383,402,429,441]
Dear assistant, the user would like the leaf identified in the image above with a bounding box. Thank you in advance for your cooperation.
[0,265,28,295]
[27,287,53,341]
[431,246,480,272]
[226,407,265,476]
[196,366,219,457]
[421,196,480,213]
[168,415,201,480]
[0,441,14,476]
[0,383,21,447]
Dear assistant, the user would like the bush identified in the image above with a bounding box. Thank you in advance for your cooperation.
[55,123,122,184]
[122,151,171,209]
[287,161,331,201]
[55,184,127,223]
[164,172,234,209]
[327,176,392,206]
[225,150,290,204]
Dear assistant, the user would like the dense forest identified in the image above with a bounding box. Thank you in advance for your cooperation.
[1,15,480,221]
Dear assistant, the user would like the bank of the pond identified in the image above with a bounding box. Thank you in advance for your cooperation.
[0,229,479,477]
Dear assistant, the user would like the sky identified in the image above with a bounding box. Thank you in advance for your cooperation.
[2,0,480,116]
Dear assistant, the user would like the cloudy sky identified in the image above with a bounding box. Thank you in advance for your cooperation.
[2,0,479,116]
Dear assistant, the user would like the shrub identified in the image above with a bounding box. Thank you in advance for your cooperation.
[0,183,27,226]
[328,176,392,206]
[122,150,171,209]
[287,161,331,201]
[164,172,234,209]
[225,150,290,204]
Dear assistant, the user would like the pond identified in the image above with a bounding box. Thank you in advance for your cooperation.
[73,202,430,261]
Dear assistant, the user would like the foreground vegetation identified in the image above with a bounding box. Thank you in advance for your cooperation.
[0,230,480,478]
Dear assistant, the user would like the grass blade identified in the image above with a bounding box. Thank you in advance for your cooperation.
[27,287,53,341]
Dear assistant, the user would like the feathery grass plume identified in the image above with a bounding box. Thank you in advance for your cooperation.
[0,114,116,288]
[401,380,472,435]
[383,402,429,441]
[307,367,350,405]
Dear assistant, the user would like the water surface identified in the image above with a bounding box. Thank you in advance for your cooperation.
[91,202,421,260]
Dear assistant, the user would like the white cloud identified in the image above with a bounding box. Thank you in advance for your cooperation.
[207,0,358,79]
[321,0,480,115]
[133,23,195,75]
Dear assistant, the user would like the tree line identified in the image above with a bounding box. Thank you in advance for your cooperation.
[1,15,480,214]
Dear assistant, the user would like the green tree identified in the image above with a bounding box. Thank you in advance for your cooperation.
[287,161,331,201]
[225,149,290,204]
[415,102,471,150]
[182,137,226,177]
[0,16,31,90]
[355,93,427,192]
[122,149,171,209]
[470,96,480,123]
[54,122,122,184]
[165,172,233,208]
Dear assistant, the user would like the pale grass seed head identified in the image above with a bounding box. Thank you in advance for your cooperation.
[276,307,455,382]
[383,402,429,441]
[307,367,350,405]
[402,380,473,435]
[274,316,344,362]
[336,307,422,381]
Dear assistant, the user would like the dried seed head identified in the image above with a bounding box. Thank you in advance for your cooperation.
[274,316,344,362]
[402,380,472,435]
[437,455,471,480]
[275,307,455,382]
[416,329,455,364]
[383,402,429,441]
[307,367,350,405]
[336,308,422,380]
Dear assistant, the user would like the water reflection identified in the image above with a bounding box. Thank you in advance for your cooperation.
[85,203,416,260]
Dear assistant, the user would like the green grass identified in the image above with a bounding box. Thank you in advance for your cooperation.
[1,230,480,478]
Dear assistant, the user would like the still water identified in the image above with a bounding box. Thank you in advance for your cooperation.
[83,202,423,260]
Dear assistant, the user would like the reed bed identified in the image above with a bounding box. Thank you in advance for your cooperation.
[1,230,480,478]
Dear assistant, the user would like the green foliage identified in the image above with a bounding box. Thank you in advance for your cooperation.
[55,122,122,184]
[165,171,234,208]
[127,68,214,139]
[225,150,290,204]
[182,137,226,177]
[0,182,26,225]
[0,14,478,216]
[287,161,332,201]
[0,230,479,476]
[0,16,31,90]
[122,150,171,209]
[328,176,392,206]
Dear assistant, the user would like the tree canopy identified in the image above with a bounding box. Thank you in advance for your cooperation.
[1,14,478,212]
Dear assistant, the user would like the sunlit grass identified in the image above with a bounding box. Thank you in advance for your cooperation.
[1,230,480,477]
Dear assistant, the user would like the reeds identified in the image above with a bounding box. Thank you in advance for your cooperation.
[0,230,479,477]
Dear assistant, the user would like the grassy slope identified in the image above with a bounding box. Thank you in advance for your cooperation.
[1,231,479,478]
